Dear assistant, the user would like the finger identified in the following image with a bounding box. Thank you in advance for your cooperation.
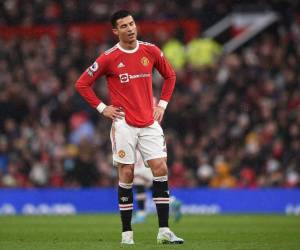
[159,111,164,122]
[154,111,159,121]
[115,111,125,118]
[113,113,122,120]
[157,114,162,123]
[115,114,123,119]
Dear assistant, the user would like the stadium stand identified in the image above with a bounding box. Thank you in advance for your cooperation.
[0,0,299,188]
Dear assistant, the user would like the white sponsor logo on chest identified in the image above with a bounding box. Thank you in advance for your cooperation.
[119,73,151,83]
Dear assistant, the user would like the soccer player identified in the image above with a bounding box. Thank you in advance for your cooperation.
[75,10,184,245]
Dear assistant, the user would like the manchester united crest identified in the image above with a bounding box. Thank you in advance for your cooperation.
[118,150,126,158]
[141,57,149,66]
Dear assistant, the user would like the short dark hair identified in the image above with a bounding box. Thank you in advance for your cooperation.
[110,10,132,28]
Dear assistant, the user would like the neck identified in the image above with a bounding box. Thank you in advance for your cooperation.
[119,40,137,50]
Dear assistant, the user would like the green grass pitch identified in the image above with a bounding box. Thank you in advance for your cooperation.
[0,214,299,250]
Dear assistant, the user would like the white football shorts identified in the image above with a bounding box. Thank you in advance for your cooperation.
[110,117,167,166]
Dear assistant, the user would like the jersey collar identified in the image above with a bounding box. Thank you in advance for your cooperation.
[117,41,139,53]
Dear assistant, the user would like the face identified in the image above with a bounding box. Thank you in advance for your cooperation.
[113,15,137,43]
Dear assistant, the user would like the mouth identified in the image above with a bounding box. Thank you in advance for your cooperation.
[128,33,135,39]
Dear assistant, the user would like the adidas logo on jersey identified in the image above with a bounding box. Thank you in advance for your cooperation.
[118,62,125,68]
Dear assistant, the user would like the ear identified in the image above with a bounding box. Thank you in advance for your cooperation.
[112,28,118,36]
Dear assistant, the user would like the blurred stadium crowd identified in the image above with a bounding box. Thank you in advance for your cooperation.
[0,0,236,26]
[0,0,299,188]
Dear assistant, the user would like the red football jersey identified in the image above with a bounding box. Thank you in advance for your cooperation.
[75,41,176,127]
